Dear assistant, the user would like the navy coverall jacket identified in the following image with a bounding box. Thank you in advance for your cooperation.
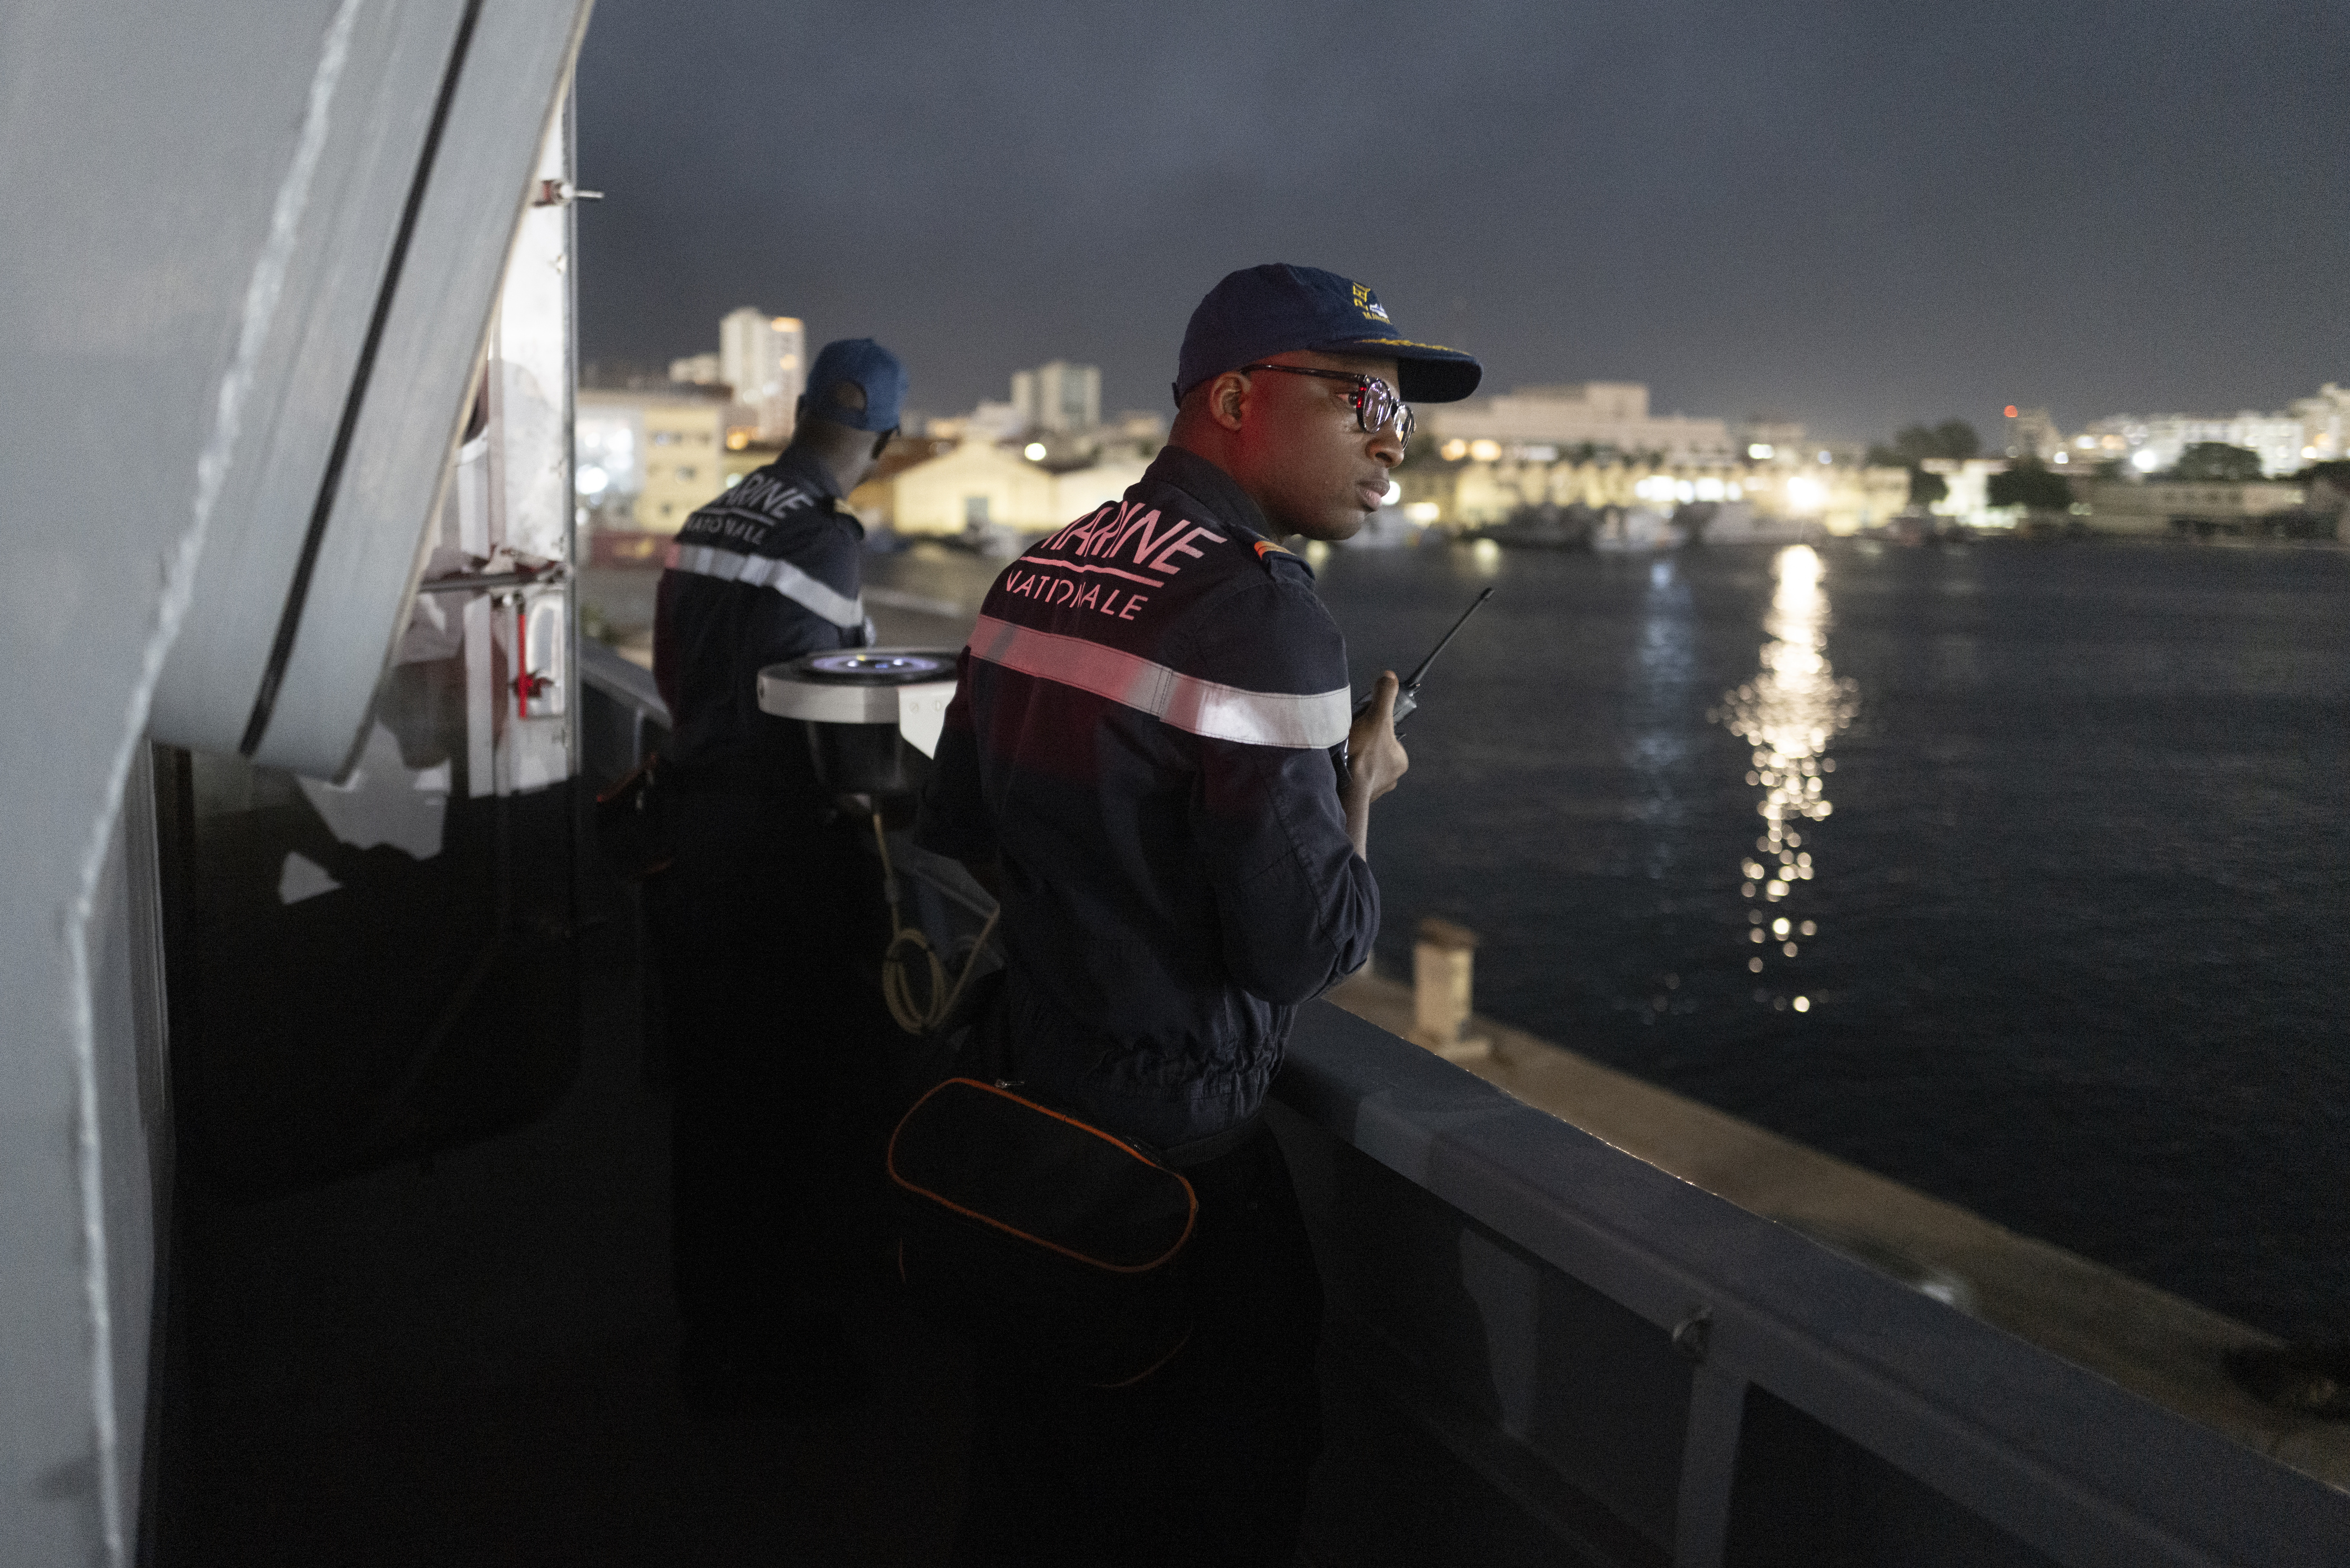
[916,446,1379,1145]
[654,446,874,791]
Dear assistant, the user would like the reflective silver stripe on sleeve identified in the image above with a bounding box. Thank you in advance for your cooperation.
[668,542,867,629]
[966,613,1351,749]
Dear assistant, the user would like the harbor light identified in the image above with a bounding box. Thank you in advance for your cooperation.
[1793,996,1810,1012]
[2132,448,2161,472]
[1023,441,1047,461]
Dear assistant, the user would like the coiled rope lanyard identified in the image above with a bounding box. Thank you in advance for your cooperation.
[871,812,1000,1035]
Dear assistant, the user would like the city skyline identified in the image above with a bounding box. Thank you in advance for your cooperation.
[612,298,2349,470]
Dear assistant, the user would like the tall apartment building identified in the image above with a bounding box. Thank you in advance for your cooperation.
[2290,383,2350,463]
[718,308,804,443]
[2004,406,2061,460]
[1010,360,1102,434]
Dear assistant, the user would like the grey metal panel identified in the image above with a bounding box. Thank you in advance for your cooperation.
[0,4,365,1559]
[84,773,164,1565]
[149,0,594,779]
[1277,1002,2350,1568]
[254,0,591,778]
[1725,1387,2063,1568]
[144,0,465,762]
[1289,1111,1692,1556]
[1674,1368,1746,1568]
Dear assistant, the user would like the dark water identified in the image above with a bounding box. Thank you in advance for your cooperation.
[1318,537,2349,1342]
[873,536,2350,1341]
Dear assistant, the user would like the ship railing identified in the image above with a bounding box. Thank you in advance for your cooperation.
[1274,1001,2348,1566]
[579,637,668,783]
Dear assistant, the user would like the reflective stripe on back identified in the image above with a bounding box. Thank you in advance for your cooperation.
[966,613,1349,749]
[669,542,866,628]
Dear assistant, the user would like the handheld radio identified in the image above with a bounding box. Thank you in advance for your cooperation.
[1334,586,1495,784]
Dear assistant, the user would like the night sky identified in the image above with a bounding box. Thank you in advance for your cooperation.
[575,1,2347,441]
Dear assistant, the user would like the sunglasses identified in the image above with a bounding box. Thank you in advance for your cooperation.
[1239,364,1414,442]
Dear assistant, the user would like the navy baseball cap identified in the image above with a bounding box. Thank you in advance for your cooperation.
[800,337,907,432]
[1174,264,1482,408]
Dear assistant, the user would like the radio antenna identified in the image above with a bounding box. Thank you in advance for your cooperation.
[1402,587,1495,693]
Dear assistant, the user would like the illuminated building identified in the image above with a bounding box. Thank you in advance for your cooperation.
[718,306,805,443]
[1919,457,2013,525]
[2081,408,2316,478]
[575,385,728,538]
[876,441,1152,537]
[1421,452,1909,535]
[1738,416,1808,462]
[2288,383,2350,463]
[1010,359,1102,434]
[1425,381,1734,464]
[2075,478,2312,534]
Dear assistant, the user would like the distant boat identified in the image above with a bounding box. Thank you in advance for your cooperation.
[1338,506,1428,549]
[1592,505,1686,552]
[1684,501,1812,545]
[1465,502,1597,549]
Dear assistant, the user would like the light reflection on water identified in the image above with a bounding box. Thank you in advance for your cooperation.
[1711,545,1858,1008]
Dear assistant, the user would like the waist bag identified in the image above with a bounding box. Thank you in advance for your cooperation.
[887,1077,1198,1388]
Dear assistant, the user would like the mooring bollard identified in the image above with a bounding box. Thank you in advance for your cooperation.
[1411,916,1492,1062]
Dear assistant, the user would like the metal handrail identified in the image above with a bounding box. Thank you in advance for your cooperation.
[578,638,667,726]
[1274,1003,2350,1567]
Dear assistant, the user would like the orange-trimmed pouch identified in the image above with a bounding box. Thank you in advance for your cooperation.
[887,1076,1198,1388]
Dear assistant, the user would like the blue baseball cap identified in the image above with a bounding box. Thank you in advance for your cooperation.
[800,337,907,432]
[1174,264,1481,409]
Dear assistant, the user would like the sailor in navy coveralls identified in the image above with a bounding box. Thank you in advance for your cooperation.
[650,338,906,1415]
[917,266,1480,1564]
